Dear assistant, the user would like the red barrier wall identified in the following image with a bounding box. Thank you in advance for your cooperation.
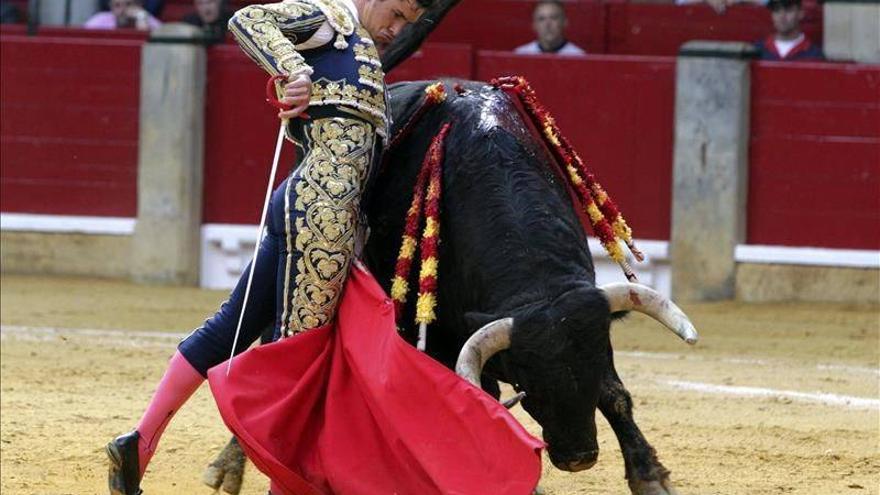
[0,24,27,35]
[203,48,677,240]
[202,44,298,225]
[747,62,880,250]
[0,35,142,217]
[385,43,474,84]
[4,33,875,255]
[476,52,676,240]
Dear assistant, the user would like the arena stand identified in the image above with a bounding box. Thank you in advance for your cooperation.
[1,1,876,301]
[420,0,823,56]
[5,0,823,54]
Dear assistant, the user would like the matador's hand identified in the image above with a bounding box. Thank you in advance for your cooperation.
[279,74,312,120]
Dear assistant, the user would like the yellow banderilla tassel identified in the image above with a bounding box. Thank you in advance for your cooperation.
[391,276,409,302]
[415,292,437,324]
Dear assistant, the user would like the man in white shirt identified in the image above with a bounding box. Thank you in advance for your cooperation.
[754,0,823,60]
[514,0,585,56]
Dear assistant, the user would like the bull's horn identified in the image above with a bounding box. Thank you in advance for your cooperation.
[501,391,527,409]
[455,318,513,388]
[600,283,699,344]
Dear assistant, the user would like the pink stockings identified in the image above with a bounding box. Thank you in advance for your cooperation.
[135,350,204,476]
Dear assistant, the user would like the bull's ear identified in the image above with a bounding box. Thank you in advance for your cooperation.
[463,311,508,332]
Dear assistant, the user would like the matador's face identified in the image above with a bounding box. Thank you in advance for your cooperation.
[358,0,425,53]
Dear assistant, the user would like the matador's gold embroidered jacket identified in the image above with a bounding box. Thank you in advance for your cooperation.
[228,0,389,138]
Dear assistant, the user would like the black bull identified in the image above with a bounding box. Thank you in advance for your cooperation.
[205,80,696,495]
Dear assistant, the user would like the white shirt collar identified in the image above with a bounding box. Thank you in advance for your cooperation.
[774,33,804,58]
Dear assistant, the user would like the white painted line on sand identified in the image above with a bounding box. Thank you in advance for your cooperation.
[618,350,684,360]
[4,326,878,392]
[816,363,880,376]
[661,379,880,410]
[3,325,187,338]
[618,351,879,376]
[0,325,188,348]
[0,325,188,340]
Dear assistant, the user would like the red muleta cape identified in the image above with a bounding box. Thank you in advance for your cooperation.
[208,263,544,495]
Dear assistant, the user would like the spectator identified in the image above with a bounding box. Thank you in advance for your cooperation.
[515,0,585,56]
[0,1,20,23]
[182,0,232,40]
[84,0,161,30]
[100,0,163,17]
[755,0,822,60]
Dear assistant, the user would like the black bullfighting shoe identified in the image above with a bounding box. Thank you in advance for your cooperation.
[106,431,143,495]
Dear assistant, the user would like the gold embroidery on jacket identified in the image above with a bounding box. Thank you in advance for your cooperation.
[357,64,384,91]
[310,78,388,138]
[229,0,324,77]
[310,0,355,36]
[233,2,388,136]
[283,117,373,336]
[353,38,382,66]
[306,26,387,136]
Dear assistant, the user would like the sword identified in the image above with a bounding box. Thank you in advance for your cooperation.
[226,75,305,376]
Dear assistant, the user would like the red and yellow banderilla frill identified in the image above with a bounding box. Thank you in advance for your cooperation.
[492,76,643,282]
[391,116,452,349]
[391,77,643,347]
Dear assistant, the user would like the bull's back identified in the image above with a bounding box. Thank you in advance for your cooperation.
[367,80,596,356]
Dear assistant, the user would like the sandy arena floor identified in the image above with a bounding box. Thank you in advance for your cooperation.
[1,274,878,495]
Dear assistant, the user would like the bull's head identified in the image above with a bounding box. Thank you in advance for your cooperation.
[456,283,697,472]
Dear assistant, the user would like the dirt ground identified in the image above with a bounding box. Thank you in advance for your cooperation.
[1,274,878,495]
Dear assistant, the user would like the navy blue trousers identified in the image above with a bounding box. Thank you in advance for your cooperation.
[179,114,377,376]
[179,178,292,376]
